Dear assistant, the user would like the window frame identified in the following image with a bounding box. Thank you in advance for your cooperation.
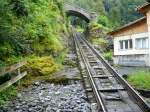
[135,37,149,49]
[119,40,124,50]
[119,39,133,50]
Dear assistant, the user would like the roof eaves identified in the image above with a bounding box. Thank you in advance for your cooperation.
[137,2,150,13]
[108,17,146,36]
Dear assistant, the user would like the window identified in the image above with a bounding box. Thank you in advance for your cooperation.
[129,39,133,48]
[119,39,133,50]
[120,41,123,49]
[135,38,148,49]
[125,40,128,49]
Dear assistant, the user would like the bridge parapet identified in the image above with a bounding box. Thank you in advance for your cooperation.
[64,3,97,22]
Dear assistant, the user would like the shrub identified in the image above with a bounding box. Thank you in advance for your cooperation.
[89,22,103,31]
[4,56,23,65]
[26,56,60,76]
[0,43,15,61]
[104,51,113,61]
[127,70,150,90]
[16,55,63,87]
[98,15,109,27]
[92,38,108,48]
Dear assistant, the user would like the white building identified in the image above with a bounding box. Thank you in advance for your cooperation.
[108,2,150,66]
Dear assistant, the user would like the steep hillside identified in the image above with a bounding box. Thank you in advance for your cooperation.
[104,0,145,27]
[65,0,145,28]
[0,0,69,105]
[0,0,67,67]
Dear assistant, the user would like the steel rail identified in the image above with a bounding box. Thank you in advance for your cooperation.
[74,33,107,112]
[81,35,150,112]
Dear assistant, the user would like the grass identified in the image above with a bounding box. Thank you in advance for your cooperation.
[0,86,17,106]
[127,70,150,90]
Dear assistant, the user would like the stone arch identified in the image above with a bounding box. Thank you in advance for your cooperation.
[66,10,90,23]
[64,3,95,23]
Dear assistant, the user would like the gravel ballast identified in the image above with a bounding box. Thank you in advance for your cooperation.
[1,82,91,112]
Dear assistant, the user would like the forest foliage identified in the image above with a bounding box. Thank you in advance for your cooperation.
[65,0,145,28]
[0,0,67,67]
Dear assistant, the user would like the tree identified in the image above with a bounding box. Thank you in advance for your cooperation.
[65,0,145,28]
[0,0,67,64]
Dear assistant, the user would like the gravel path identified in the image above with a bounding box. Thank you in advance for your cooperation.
[1,82,91,112]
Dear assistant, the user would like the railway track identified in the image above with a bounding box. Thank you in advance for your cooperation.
[73,32,150,112]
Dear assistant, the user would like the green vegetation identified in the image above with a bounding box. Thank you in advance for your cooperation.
[65,0,145,28]
[0,0,68,76]
[88,22,112,55]
[66,0,106,15]
[127,70,150,90]
[92,38,108,48]
[26,56,61,76]
[69,16,88,31]
[17,55,63,87]
[0,86,17,106]
[0,0,67,66]
[0,0,69,106]
[104,51,113,61]
[76,26,84,33]
[0,55,66,106]
[89,22,103,31]
[0,0,147,107]
[98,15,110,28]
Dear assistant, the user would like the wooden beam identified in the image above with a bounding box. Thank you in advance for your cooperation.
[0,71,27,92]
[0,61,27,76]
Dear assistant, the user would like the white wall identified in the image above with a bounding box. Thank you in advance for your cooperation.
[114,32,149,56]
[113,54,148,66]
[146,10,150,66]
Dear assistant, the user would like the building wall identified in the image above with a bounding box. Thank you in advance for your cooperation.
[112,4,150,66]
[113,32,149,66]
[146,10,150,66]
[113,54,148,66]
[114,32,149,55]
[112,20,148,37]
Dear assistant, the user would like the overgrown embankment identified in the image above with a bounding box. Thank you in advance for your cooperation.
[87,21,113,62]
[0,0,69,105]
[0,0,67,65]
